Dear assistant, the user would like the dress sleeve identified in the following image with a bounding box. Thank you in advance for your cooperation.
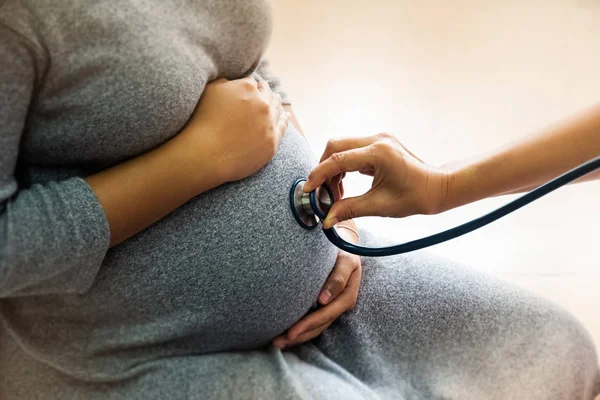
[0,23,110,298]
[254,59,292,105]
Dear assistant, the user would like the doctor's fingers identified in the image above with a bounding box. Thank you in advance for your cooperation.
[305,146,381,193]
[327,173,345,200]
[322,191,382,228]
[318,135,390,163]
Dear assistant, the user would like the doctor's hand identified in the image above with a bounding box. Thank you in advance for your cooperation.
[304,133,451,228]
[272,226,362,350]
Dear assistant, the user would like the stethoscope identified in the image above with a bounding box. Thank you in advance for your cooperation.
[290,156,600,257]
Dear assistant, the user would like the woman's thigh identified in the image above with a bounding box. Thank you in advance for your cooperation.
[314,232,600,400]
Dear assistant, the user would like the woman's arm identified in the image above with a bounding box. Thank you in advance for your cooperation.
[0,25,109,297]
[88,78,288,247]
[444,103,600,211]
[1,20,287,298]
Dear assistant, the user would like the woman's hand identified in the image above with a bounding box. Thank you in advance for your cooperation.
[273,225,362,350]
[87,77,289,247]
[180,77,290,185]
[304,133,451,228]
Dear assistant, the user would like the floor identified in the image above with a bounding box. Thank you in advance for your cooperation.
[266,0,600,348]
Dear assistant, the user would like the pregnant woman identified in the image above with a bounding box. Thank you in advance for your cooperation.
[1,1,598,399]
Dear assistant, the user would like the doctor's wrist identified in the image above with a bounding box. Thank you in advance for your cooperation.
[438,160,486,213]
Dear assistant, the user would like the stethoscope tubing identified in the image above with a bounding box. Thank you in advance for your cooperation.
[321,156,600,257]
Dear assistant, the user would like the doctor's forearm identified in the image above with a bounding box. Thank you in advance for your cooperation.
[444,103,600,210]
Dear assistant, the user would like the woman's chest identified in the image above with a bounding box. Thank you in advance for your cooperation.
[21,0,272,168]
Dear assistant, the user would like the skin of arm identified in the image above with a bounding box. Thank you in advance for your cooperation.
[305,102,600,226]
[85,133,223,247]
[444,103,600,211]
[87,78,288,247]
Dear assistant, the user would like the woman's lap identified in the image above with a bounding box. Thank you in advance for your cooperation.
[313,232,600,399]
[7,234,597,400]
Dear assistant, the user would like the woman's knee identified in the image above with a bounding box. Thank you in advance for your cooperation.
[340,251,600,397]
[530,300,600,399]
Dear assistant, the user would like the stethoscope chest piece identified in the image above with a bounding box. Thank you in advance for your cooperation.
[289,179,334,230]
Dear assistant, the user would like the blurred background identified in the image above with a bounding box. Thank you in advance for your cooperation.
[266,0,600,346]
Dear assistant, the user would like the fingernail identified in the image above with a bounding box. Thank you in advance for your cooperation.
[319,290,332,304]
[273,340,286,349]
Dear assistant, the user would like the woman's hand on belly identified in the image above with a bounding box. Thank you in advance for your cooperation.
[87,77,290,247]
[182,77,291,183]
[272,220,362,349]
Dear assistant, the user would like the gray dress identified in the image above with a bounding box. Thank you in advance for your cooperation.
[0,0,598,399]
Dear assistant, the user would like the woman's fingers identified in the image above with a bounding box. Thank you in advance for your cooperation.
[305,147,376,193]
[277,111,291,136]
[272,334,289,350]
[272,323,334,350]
[254,77,266,91]
[242,76,259,89]
[270,92,283,124]
[257,78,274,109]
[260,81,287,141]
[285,267,361,342]
[271,92,283,118]
[318,254,357,305]
[272,266,361,349]
[285,304,339,342]
[322,192,381,228]
[280,322,334,349]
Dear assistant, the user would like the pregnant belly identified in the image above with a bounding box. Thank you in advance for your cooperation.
[89,126,339,356]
